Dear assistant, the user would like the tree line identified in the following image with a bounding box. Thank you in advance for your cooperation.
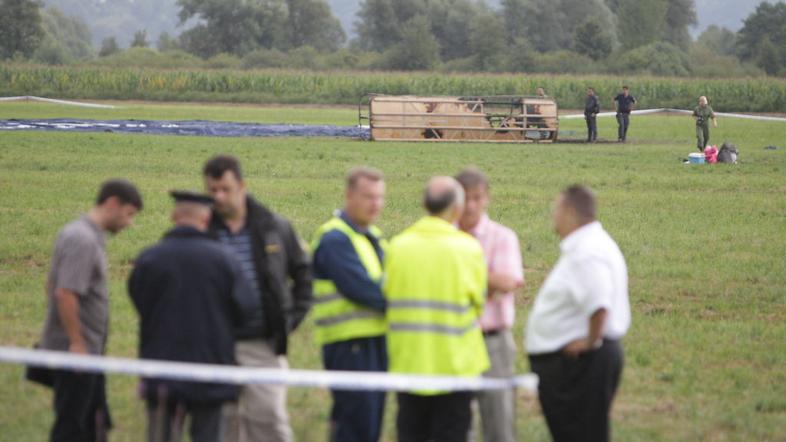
[1,0,785,77]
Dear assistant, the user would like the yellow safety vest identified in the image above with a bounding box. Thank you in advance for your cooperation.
[384,216,489,394]
[311,216,387,345]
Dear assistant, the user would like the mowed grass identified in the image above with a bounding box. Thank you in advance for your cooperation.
[1,102,785,441]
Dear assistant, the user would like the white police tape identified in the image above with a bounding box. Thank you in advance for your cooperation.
[0,96,117,109]
[0,346,538,393]
[561,108,786,122]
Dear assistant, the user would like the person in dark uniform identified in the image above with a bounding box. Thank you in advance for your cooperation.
[613,86,637,143]
[128,191,257,442]
[584,88,600,143]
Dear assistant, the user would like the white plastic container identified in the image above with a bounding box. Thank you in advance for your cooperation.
[688,152,705,164]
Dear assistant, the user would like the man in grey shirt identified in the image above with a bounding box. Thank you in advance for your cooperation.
[39,179,143,442]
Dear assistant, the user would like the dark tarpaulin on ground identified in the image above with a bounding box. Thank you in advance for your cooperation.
[0,119,369,139]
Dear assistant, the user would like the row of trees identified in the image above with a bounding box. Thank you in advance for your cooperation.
[2,0,786,76]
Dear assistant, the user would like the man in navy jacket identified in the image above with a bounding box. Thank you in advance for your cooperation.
[128,191,256,442]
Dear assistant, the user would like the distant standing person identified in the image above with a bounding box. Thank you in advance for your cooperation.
[613,86,637,143]
[585,88,600,143]
[39,179,142,442]
[203,155,313,442]
[128,191,256,442]
[526,185,631,442]
[693,96,718,152]
[456,168,524,442]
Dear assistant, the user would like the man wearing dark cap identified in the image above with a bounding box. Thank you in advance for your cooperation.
[128,191,257,442]
[38,178,142,442]
[384,176,489,442]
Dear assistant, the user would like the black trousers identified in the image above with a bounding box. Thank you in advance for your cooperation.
[585,115,597,141]
[396,391,473,442]
[616,113,630,140]
[529,339,623,442]
[50,371,112,442]
[146,400,224,442]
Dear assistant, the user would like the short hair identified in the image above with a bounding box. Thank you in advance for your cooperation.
[424,183,463,215]
[455,167,489,191]
[561,185,596,221]
[347,166,384,190]
[96,179,143,210]
[622,85,629,90]
[587,87,595,92]
[203,154,243,181]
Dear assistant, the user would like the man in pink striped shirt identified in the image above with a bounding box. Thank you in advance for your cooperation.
[456,167,524,442]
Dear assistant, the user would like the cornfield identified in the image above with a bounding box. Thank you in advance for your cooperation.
[2,65,785,112]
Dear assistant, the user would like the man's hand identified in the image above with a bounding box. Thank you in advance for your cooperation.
[54,288,87,355]
[562,338,592,358]
[69,341,88,355]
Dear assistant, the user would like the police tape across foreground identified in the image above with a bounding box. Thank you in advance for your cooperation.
[1,346,539,392]
[29,156,632,442]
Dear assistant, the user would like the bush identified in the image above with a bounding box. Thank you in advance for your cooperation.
[205,53,242,69]
[614,42,690,76]
[31,37,71,65]
[241,48,289,69]
[92,48,204,69]
[532,50,596,74]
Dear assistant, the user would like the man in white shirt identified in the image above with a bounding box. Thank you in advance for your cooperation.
[525,185,630,442]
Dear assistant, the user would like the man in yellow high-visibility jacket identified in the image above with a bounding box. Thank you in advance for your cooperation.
[384,176,489,442]
[311,167,387,442]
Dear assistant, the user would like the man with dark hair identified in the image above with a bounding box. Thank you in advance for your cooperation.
[584,88,600,143]
[385,176,489,442]
[613,86,637,143]
[311,166,387,442]
[128,191,257,442]
[456,167,523,442]
[38,178,142,441]
[526,185,630,442]
[203,154,312,442]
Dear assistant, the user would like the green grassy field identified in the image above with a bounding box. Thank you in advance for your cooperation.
[1,101,785,441]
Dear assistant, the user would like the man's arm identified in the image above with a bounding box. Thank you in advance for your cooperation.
[283,220,313,332]
[313,231,386,311]
[488,273,523,293]
[54,288,87,354]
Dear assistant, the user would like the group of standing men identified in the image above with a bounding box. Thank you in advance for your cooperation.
[37,154,631,442]
[584,86,637,143]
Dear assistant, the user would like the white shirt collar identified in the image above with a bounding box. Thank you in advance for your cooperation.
[559,221,602,253]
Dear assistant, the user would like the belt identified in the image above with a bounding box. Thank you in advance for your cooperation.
[482,329,505,337]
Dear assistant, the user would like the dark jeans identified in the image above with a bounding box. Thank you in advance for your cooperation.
[323,336,387,442]
[585,115,597,141]
[529,339,624,442]
[146,400,224,442]
[396,391,473,442]
[616,113,630,140]
[51,371,111,442]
